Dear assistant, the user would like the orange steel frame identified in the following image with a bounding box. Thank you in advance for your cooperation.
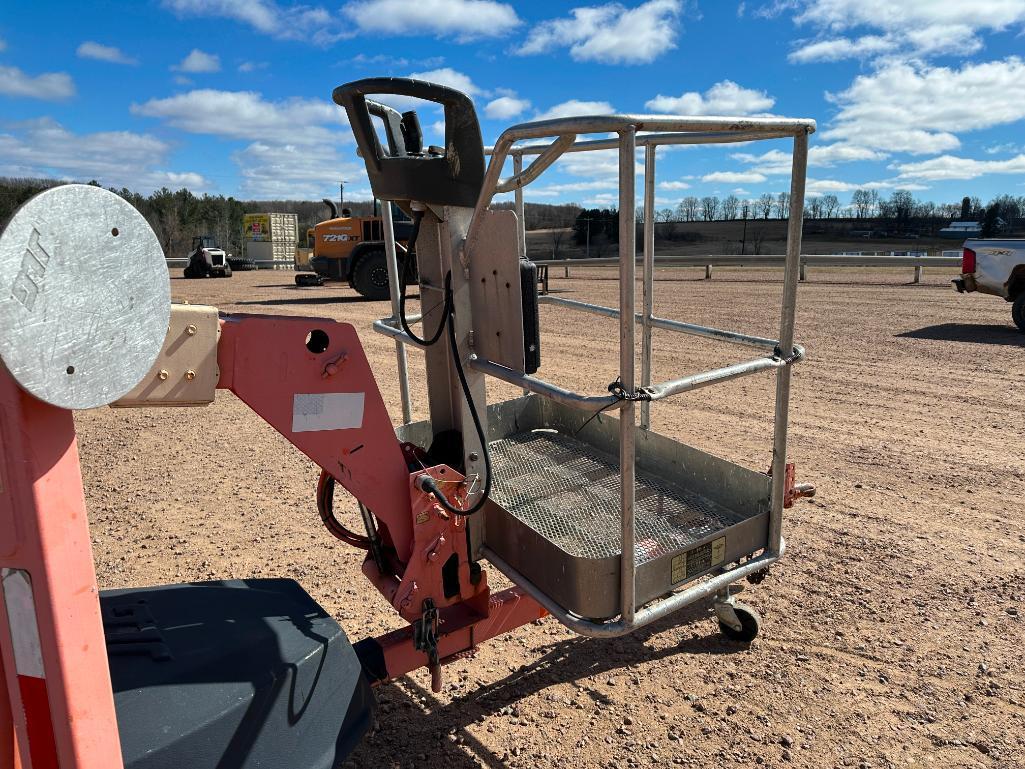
[0,312,542,769]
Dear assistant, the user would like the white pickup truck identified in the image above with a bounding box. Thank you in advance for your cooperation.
[953,239,1025,332]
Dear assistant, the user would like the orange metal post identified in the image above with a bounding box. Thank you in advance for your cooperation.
[0,373,123,769]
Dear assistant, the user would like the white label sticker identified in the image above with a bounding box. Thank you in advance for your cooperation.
[292,392,365,433]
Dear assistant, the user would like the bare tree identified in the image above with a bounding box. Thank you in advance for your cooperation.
[751,228,765,254]
[806,196,823,219]
[851,189,871,218]
[701,196,720,221]
[821,194,840,219]
[722,194,739,220]
[775,191,789,219]
[757,193,774,219]
[678,196,699,221]
[740,200,751,220]
[550,228,565,259]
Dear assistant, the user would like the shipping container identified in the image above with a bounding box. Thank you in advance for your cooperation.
[246,240,298,269]
[243,212,299,242]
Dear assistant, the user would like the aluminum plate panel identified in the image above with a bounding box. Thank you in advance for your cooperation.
[0,184,170,409]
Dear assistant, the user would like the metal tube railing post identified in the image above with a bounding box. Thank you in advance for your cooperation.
[513,153,530,395]
[640,144,655,431]
[618,127,637,625]
[513,153,526,259]
[381,201,413,424]
[768,131,809,555]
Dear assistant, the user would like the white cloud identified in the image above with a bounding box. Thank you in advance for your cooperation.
[893,153,1025,181]
[788,1,1025,63]
[729,143,887,180]
[702,171,768,184]
[533,99,615,122]
[789,26,985,63]
[0,65,75,101]
[984,142,1024,155]
[795,0,1025,31]
[528,179,619,197]
[131,89,344,145]
[173,75,193,86]
[237,61,267,73]
[811,143,888,166]
[232,141,367,199]
[0,117,206,192]
[645,80,775,115]
[76,41,137,65]
[162,0,345,44]
[174,49,221,73]
[823,57,1025,155]
[344,0,521,39]
[407,67,481,96]
[658,180,691,190]
[485,95,531,120]
[787,34,893,63]
[520,0,683,65]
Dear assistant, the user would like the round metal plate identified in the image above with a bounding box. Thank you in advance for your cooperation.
[0,184,170,409]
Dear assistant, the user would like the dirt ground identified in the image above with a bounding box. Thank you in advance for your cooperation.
[78,264,1024,769]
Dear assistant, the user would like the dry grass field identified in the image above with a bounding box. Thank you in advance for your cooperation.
[78,264,1024,769]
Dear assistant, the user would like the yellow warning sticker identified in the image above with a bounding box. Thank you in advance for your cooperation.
[671,536,727,584]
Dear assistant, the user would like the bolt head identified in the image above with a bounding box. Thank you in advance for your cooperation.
[185,370,196,381]
[186,324,197,336]
[158,369,169,381]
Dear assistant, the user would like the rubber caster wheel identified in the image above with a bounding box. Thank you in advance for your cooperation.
[718,602,761,643]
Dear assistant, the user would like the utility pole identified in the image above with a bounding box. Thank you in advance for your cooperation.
[339,180,348,208]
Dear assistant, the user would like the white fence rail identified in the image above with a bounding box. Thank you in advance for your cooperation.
[533,253,961,290]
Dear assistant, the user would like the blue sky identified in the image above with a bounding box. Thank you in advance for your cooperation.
[1,0,1024,211]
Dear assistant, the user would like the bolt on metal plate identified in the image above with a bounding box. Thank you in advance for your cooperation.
[0,184,171,409]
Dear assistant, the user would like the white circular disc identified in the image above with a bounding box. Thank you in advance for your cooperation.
[0,184,171,409]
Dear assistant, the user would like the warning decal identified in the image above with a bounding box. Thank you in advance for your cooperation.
[671,536,726,584]
[291,392,365,433]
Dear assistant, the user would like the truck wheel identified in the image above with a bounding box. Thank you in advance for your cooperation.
[1012,294,1025,333]
[352,250,391,300]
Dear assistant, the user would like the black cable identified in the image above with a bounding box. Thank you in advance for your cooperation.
[399,210,449,347]
[574,376,652,436]
[419,271,493,517]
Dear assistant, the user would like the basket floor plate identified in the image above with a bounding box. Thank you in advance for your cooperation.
[489,429,743,565]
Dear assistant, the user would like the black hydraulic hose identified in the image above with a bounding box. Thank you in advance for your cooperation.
[317,469,372,549]
[399,210,450,347]
[418,271,493,517]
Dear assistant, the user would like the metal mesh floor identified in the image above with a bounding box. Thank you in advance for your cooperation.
[488,429,742,564]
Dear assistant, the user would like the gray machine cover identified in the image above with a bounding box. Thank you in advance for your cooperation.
[102,579,373,769]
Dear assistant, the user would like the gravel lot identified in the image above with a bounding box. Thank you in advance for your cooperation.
[79,265,1024,769]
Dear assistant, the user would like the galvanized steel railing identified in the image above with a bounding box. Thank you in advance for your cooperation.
[379,113,815,636]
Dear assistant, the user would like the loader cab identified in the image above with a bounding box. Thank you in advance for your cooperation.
[305,201,414,299]
[192,235,217,250]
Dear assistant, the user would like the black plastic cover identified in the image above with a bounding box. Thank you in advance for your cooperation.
[520,259,541,374]
[103,579,373,769]
[334,78,485,209]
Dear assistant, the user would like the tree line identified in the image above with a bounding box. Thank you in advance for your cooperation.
[643,189,1025,233]
[0,177,586,258]
[3,177,1023,259]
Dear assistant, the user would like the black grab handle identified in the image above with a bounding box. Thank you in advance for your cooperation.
[333,78,485,209]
